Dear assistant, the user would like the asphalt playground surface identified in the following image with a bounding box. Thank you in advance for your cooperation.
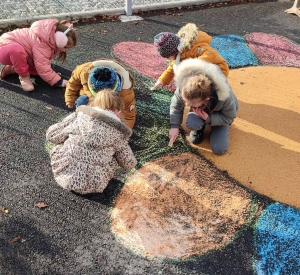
[1,1,300,274]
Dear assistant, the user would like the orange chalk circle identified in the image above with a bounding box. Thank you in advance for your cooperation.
[111,153,258,260]
[187,66,300,208]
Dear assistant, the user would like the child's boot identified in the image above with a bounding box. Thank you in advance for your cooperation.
[189,124,206,144]
[0,65,15,79]
[19,75,34,92]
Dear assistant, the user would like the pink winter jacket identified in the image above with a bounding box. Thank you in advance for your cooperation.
[0,19,61,86]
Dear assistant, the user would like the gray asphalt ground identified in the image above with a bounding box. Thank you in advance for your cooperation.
[1,1,300,274]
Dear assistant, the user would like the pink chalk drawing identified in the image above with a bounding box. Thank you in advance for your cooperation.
[245,32,300,67]
[113,41,176,92]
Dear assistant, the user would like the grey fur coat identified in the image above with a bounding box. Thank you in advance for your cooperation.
[170,58,238,128]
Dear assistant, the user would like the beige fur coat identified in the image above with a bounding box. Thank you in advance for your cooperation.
[46,105,137,194]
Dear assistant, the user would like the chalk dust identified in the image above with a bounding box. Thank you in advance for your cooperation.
[111,153,255,260]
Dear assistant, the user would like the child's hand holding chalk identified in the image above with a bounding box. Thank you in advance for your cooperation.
[152,80,163,90]
[168,128,179,147]
[168,137,175,147]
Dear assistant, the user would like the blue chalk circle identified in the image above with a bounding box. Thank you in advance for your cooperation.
[254,203,300,275]
[211,35,259,68]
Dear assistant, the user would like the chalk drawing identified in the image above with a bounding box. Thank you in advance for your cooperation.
[110,32,300,270]
[254,203,300,275]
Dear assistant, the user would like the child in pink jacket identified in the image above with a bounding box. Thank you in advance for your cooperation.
[0,19,77,92]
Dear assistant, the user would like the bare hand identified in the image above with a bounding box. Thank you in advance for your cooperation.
[192,107,209,120]
[61,79,68,87]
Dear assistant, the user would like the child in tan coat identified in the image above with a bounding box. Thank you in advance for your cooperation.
[65,58,136,129]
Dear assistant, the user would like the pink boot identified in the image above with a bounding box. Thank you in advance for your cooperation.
[19,75,34,92]
[0,65,15,79]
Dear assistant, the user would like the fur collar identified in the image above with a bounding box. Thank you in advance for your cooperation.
[76,105,132,138]
[177,23,199,51]
[174,58,231,101]
[92,59,132,89]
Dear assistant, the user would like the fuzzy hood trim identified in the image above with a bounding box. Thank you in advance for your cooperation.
[174,58,231,101]
[177,23,199,51]
[76,105,132,138]
[92,59,132,89]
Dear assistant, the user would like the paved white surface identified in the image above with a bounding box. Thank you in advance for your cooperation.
[0,0,217,27]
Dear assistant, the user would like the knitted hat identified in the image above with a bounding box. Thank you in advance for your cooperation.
[88,66,122,96]
[154,32,180,58]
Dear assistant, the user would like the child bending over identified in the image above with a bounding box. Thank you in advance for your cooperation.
[46,89,137,195]
[65,59,136,129]
[153,23,229,89]
[0,19,77,91]
[169,58,238,155]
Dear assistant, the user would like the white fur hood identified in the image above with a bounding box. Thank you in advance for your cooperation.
[174,58,231,101]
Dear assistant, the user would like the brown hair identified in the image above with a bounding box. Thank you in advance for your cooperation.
[182,75,212,101]
[90,89,123,112]
[55,20,78,62]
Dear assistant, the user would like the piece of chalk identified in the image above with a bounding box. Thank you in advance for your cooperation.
[150,87,155,91]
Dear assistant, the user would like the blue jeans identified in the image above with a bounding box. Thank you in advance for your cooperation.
[186,111,229,155]
[75,95,89,108]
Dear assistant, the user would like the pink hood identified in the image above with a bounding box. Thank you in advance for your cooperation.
[0,19,61,86]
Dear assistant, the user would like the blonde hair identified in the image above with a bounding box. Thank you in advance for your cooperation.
[90,89,123,112]
[182,75,212,101]
[55,20,78,62]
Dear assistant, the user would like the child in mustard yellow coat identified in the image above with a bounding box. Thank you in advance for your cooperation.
[153,23,229,89]
[65,58,136,129]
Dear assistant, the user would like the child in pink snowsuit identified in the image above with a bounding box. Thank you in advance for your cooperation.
[0,19,77,91]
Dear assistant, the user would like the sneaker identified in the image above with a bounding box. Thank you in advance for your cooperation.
[19,75,34,92]
[190,129,204,144]
[0,65,15,79]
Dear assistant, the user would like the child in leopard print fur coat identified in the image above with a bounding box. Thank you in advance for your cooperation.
[46,89,137,194]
